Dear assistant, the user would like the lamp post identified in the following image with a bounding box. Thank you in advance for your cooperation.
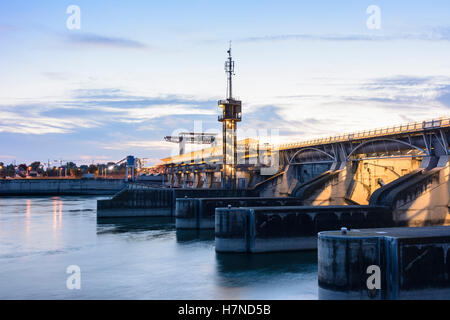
[108,166,114,179]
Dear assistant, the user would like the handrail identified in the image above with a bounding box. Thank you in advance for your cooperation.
[159,116,449,165]
[278,116,449,151]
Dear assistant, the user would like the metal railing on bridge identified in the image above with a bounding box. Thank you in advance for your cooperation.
[159,117,449,165]
[278,117,450,151]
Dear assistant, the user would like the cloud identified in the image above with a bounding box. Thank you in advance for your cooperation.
[0,105,101,134]
[66,32,147,49]
[239,74,450,143]
[101,140,174,151]
[361,75,439,91]
[357,76,450,111]
[436,85,450,108]
[0,89,219,135]
[71,89,217,110]
[233,27,450,44]
[1,76,448,164]
[243,105,332,138]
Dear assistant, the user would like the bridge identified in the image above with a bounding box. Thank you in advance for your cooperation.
[157,117,449,225]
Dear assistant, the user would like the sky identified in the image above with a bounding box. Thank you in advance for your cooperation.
[1,0,450,166]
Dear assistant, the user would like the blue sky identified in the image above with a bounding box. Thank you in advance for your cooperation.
[1,0,450,165]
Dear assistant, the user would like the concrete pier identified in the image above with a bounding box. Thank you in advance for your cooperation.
[97,185,256,218]
[215,205,392,253]
[175,197,304,229]
[0,178,125,196]
[318,226,450,299]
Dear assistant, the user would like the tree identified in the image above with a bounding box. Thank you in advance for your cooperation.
[88,164,98,174]
[70,168,82,177]
[30,161,41,171]
[6,164,15,177]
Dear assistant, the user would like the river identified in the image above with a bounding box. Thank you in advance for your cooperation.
[0,196,317,299]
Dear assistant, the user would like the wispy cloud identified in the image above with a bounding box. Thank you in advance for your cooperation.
[101,140,174,151]
[66,32,148,49]
[232,27,450,44]
[359,75,450,110]
[0,105,101,134]
[241,74,450,142]
[436,85,450,108]
[0,90,218,135]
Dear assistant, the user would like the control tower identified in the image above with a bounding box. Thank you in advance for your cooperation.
[218,44,242,189]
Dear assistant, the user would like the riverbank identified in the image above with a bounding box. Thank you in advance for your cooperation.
[0,179,125,196]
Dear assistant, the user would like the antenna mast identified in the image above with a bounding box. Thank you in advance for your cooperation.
[218,43,242,189]
[225,42,235,99]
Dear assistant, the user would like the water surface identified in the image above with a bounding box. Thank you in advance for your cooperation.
[0,196,318,299]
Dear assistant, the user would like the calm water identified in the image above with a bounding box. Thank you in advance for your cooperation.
[0,196,318,299]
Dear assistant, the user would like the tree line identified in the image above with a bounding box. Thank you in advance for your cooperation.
[0,161,127,179]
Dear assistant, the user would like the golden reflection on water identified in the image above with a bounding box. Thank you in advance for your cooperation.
[25,199,31,235]
[52,197,62,231]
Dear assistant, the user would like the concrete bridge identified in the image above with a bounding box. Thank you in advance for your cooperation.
[159,117,449,225]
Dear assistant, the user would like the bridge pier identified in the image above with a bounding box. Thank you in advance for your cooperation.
[371,155,450,227]
[97,185,257,218]
[318,226,450,299]
[203,171,213,189]
[215,205,393,253]
[176,197,304,229]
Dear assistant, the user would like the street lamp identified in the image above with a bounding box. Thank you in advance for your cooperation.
[106,165,114,179]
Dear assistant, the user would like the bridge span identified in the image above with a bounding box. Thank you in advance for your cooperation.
[158,117,449,225]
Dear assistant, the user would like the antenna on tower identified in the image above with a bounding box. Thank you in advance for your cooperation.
[225,41,235,99]
[218,43,242,189]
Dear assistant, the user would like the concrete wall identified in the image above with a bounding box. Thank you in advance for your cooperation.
[368,156,450,227]
[292,158,422,206]
[97,187,174,217]
[392,158,450,226]
[176,197,304,229]
[0,178,125,196]
[318,226,450,299]
[97,187,257,218]
[350,158,422,204]
[296,163,332,184]
[258,157,423,205]
[215,205,393,253]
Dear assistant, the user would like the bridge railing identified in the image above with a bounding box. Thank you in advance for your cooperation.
[159,117,449,165]
[278,116,450,150]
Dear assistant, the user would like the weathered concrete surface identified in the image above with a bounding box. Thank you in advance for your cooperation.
[318,226,450,300]
[290,158,422,206]
[0,178,125,196]
[370,156,450,227]
[175,197,304,229]
[215,205,392,253]
[97,186,257,218]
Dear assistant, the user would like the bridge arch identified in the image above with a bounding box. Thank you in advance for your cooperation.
[346,138,428,161]
[289,147,336,165]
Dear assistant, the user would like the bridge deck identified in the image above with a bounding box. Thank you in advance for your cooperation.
[159,117,449,165]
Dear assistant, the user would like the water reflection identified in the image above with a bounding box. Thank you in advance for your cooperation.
[216,250,317,274]
[96,217,175,234]
[176,229,215,243]
[25,199,31,235]
[214,250,318,298]
[52,197,63,231]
